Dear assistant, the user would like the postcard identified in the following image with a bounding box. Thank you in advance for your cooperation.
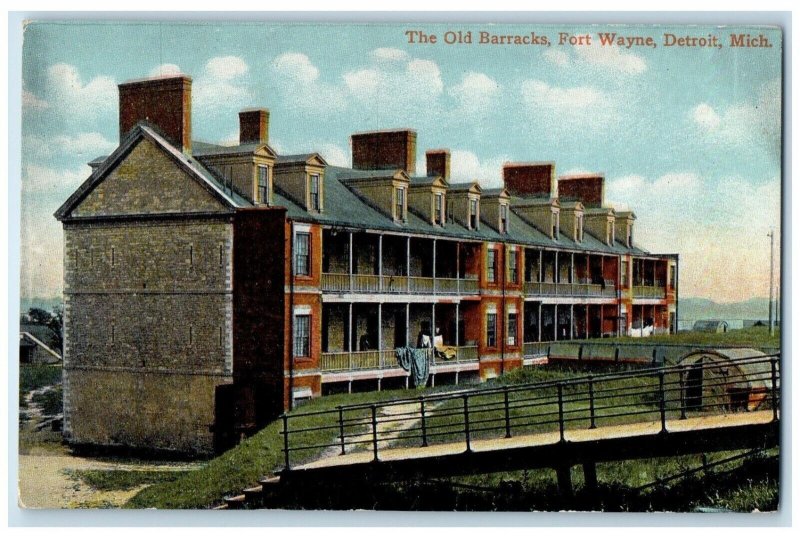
[18,20,782,513]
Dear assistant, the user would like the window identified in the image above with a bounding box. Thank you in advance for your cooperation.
[487,313,497,348]
[295,232,310,276]
[258,165,269,204]
[499,204,508,233]
[507,312,518,346]
[310,174,321,211]
[395,187,406,221]
[434,193,443,224]
[508,249,518,284]
[469,199,479,229]
[293,314,311,357]
[487,249,497,283]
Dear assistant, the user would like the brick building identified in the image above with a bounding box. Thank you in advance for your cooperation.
[55,74,678,455]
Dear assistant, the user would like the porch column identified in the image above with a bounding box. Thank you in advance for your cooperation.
[348,302,353,352]
[554,304,559,341]
[378,234,383,292]
[570,304,574,340]
[431,303,436,341]
[455,302,460,348]
[378,303,383,363]
[432,238,437,294]
[405,303,410,346]
[456,242,461,280]
[600,304,605,337]
[570,252,575,284]
[538,302,542,342]
[555,252,559,284]
[348,231,354,291]
[539,249,543,282]
[406,237,411,292]
[585,306,589,339]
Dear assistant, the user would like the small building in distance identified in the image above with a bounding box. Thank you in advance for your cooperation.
[20,324,62,364]
[692,319,729,333]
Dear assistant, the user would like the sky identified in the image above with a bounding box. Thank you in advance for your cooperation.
[19,22,782,303]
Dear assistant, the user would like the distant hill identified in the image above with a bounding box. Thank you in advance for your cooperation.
[679,297,779,326]
[20,296,63,314]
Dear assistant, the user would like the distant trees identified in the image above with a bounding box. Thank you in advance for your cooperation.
[20,306,63,352]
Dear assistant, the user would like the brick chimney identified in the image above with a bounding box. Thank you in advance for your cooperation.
[239,108,269,145]
[502,163,556,198]
[558,174,605,208]
[351,129,417,175]
[426,149,450,181]
[118,75,192,154]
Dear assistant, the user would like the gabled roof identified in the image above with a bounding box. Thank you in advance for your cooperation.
[193,140,277,159]
[482,187,510,199]
[338,168,409,184]
[20,323,59,350]
[408,175,447,188]
[55,123,250,220]
[19,330,61,360]
[585,206,616,217]
[448,181,482,194]
[275,153,328,167]
[511,196,559,208]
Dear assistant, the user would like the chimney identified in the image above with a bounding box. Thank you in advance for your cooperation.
[426,149,450,181]
[351,129,417,175]
[502,163,556,198]
[239,108,269,145]
[118,74,192,153]
[558,174,605,208]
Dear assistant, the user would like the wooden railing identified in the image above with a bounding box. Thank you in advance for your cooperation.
[632,285,666,298]
[321,346,480,372]
[524,281,616,298]
[322,273,479,295]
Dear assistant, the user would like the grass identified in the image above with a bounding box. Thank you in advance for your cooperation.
[20,364,62,393]
[68,469,184,491]
[32,386,63,416]
[577,326,781,348]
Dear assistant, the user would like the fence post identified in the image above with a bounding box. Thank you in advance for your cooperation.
[504,386,512,438]
[557,383,565,442]
[463,395,472,452]
[679,367,687,420]
[771,356,779,422]
[652,348,657,366]
[282,413,290,471]
[420,396,428,447]
[338,405,346,455]
[614,346,620,363]
[659,371,667,434]
[547,345,551,360]
[371,404,379,461]
[578,345,583,362]
[588,376,596,429]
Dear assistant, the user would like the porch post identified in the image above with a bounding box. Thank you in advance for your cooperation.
[348,231,354,291]
[570,252,575,284]
[348,302,353,352]
[539,249,543,282]
[600,304,605,337]
[405,303,410,347]
[456,242,461,280]
[554,304,559,341]
[378,303,383,363]
[432,238,437,294]
[570,304,574,340]
[432,303,436,342]
[378,234,383,292]
[555,252,559,284]
[455,302,460,348]
[585,306,589,339]
[406,236,411,293]
[538,302,542,342]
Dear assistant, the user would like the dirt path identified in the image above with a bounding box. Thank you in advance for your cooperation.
[18,453,201,509]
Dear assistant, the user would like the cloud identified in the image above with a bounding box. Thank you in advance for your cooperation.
[24,132,117,162]
[605,171,780,302]
[370,48,409,62]
[22,89,49,110]
[42,63,117,120]
[272,52,319,84]
[194,56,251,111]
[22,163,91,195]
[420,150,508,188]
[148,63,182,77]
[448,72,500,114]
[543,44,647,75]
[690,79,781,155]
[522,79,606,110]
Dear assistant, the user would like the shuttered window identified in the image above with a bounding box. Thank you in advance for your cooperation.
[294,315,310,358]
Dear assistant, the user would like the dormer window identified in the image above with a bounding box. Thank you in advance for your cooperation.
[469,198,479,229]
[257,165,270,205]
[499,204,509,234]
[395,186,406,222]
[435,193,444,225]
[309,174,321,211]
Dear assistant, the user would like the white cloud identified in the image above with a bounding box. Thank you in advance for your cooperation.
[194,56,251,111]
[449,72,500,113]
[22,163,90,195]
[605,171,780,302]
[272,52,319,84]
[447,150,508,188]
[24,132,117,161]
[318,144,349,167]
[522,79,605,110]
[22,89,49,110]
[370,48,409,62]
[690,79,781,155]
[148,63,182,77]
[343,68,381,98]
[543,44,647,75]
[43,63,117,120]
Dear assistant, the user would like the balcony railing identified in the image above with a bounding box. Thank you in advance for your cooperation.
[321,273,480,295]
[632,285,666,299]
[523,341,552,357]
[320,346,479,372]
[524,281,616,298]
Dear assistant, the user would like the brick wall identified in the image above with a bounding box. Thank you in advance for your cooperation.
[352,130,417,174]
[558,175,604,208]
[119,75,192,153]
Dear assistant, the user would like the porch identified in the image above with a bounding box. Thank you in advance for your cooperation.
[523,249,618,298]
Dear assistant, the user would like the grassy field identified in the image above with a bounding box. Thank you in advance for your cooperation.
[20,364,62,393]
[579,326,781,347]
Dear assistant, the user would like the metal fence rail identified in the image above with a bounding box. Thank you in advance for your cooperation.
[281,353,780,470]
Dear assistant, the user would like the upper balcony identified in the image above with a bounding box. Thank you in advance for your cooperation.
[321,229,481,296]
[522,249,618,299]
[632,281,666,299]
